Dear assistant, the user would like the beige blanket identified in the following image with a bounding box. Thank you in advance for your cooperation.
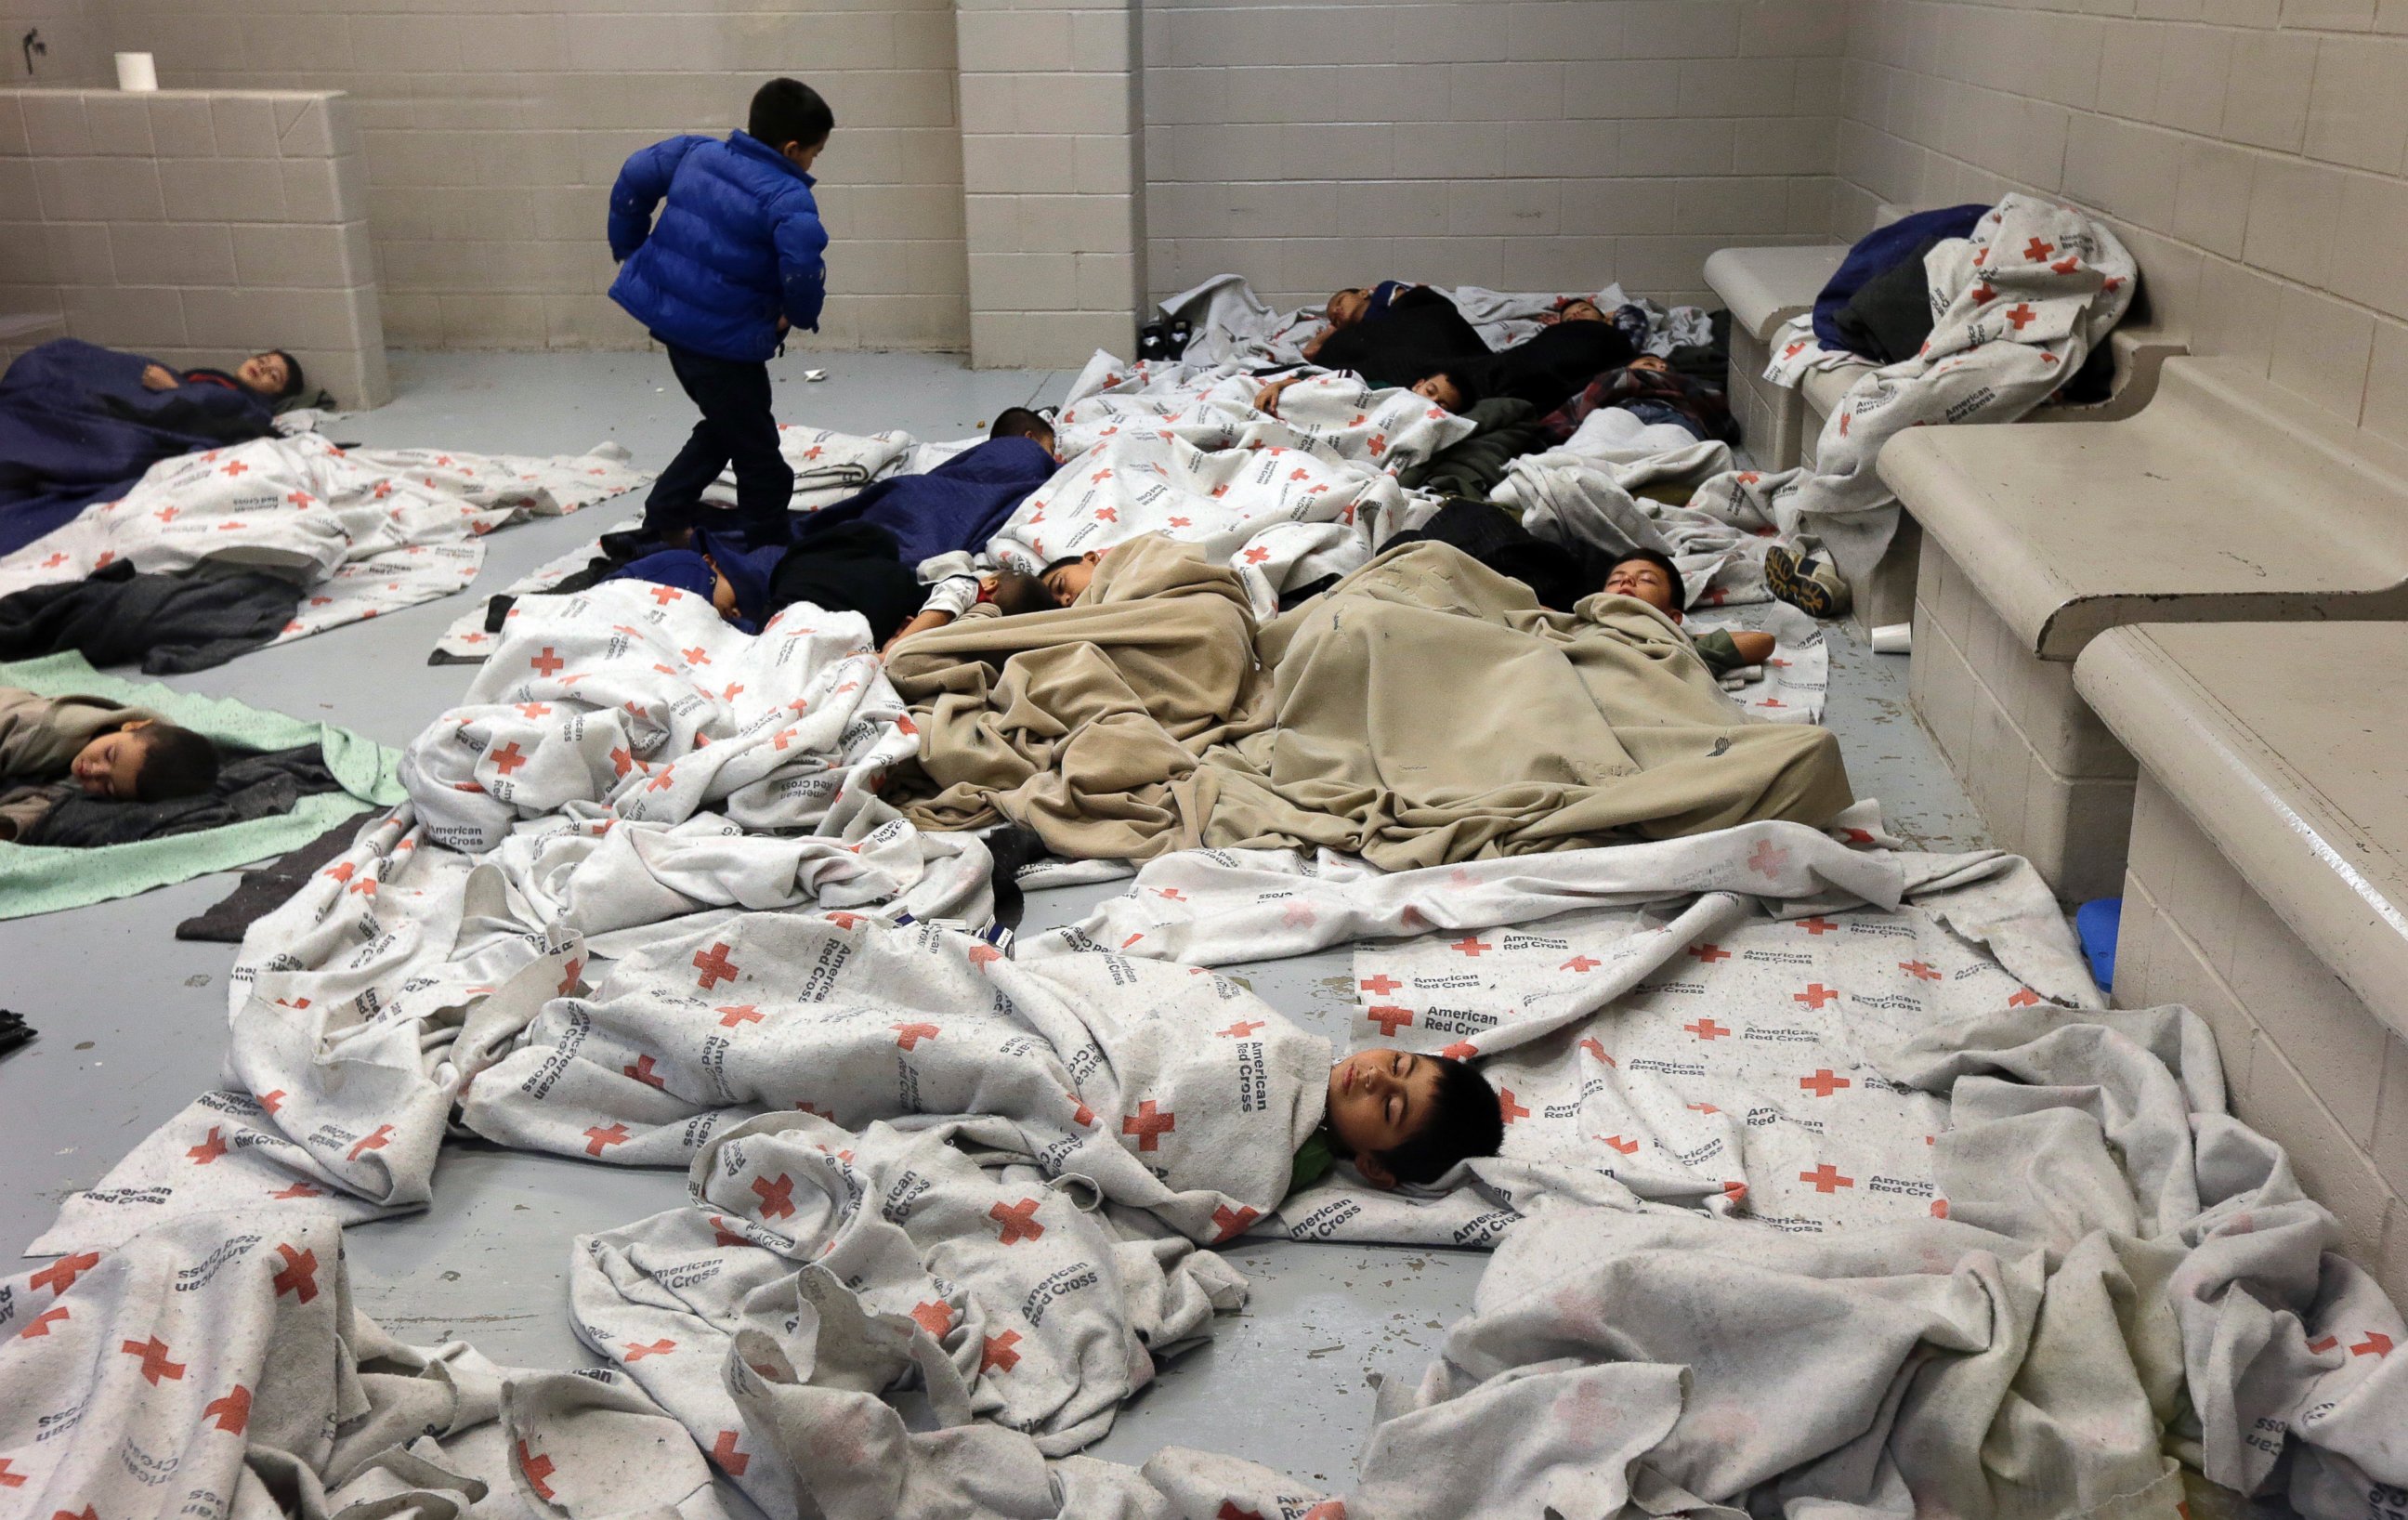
[883,534,1268,859]
[889,537,1852,866]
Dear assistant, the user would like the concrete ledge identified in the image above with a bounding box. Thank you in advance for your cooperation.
[1702,243,1845,346]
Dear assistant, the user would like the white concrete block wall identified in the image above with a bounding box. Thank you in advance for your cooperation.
[1838,0,2408,448]
[98,0,970,354]
[1,1,113,87]
[0,87,387,408]
[957,0,1142,369]
[1140,0,1849,312]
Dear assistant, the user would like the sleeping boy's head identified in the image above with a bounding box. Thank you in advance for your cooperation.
[72,720,218,803]
[984,570,1055,617]
[750,77,835,172]
[1410,370,1470,413]
[990,406,1057,459]
[1325,288,1372,329]
[1040,550,1105,607]
[1603,548,1685,619]
[236,350,304,400]
[1550,296,1607,325]
[1325,1048,1504,1189]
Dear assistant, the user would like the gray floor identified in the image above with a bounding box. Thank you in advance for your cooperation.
[0,350,1991,1488]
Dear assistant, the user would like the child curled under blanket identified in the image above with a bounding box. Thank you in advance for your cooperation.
[1301,1046,1505,1192]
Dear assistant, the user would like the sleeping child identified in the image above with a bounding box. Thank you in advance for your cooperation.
[1301,1046,1506,1191]
[1602,549,1773,676]
[0,686,220,841]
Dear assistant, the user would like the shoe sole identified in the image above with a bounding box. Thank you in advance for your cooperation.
[1765,545,1846,619]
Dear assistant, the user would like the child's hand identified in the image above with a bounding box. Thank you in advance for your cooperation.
[1253,377,1296,416]
[775,315,791,337]
[140,364,178,391]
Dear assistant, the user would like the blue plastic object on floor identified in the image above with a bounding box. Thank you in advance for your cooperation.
[2075,898,2122,993]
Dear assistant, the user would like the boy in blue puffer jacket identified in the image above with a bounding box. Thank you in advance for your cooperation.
[609,78,834,544]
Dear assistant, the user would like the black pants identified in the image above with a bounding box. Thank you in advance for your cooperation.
[645,342,792,541]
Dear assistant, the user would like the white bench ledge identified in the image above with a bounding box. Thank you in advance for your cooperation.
[2074,622,2408,1042]
[0,313,64,342]
[1878,357,2408,661]
[1702,244,1846,344]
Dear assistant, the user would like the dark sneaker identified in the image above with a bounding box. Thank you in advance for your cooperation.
[1765,539,1851,619]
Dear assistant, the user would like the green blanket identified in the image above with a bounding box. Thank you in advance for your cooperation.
[0,653,405,920]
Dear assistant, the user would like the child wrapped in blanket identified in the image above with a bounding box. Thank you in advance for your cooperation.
[1302,1047,1506,1191]
[1603,548,1773,676]
[0,687,219,841]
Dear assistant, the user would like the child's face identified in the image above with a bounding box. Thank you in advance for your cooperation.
[1040,551,1102,607]
[1410,373,1464,412]
[1603,557,1679,616]
[1557,298,1605,324]
[711,570,739,620]
[236,352,289,397]
[72,723,152,799]
[1326,288,1370,328]
[1326,1048,1443,1188]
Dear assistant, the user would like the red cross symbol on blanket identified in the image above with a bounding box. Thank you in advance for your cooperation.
[1799,1068,1850,1097]
[692,942,740,989]
[1683,1017,1730,1042]
[203,1385,252,1435]
[40,551,68,569]
[20,1307,68,1339]
[981,1330,1024,1373]
[2007,987,2042,1007]
[516,701,552,719]
[1747,840,1790,876]
[910,1301,952,1339]
[892,1023,940,1050]
[1498,1088,1531,1124]
[121,1336,186,1384]
[1688,942,1731,963]
[2004,304,2036,332]
[1799,1162,1854,1193]
[221,460,249,477]
[1217,1505,1266,1520]
[33,1251,98,1295]
[681,647,710,665]
[1794,984,1839,1010]
[1600,1133,1640,1156]
[1211,1203,1262,1242]
[1242,546,1270,564]
[990,1198,1046,1244]
[1218,1020,1265,1038]
[1123,1099,1176,1150]
[645,765,676,792]
[530,647,566,676]
[1562,955,1601,972]
[2355,1332,2395,1356]
[272,1181,322,1199]
[1970,282,1996,304]
[2022,236,2056,262]
[1898,961,1941,981]
[188,1127,229,1165]
[1799,916,1839,935]
[1367,1005,1414,1037]
[272,1243,320,1303]
[622,1338,675,1360]
[1450,936,1492,957]
[623,1055,666,1089]
[489,741,528,777]
[709,1431,750,1474]
[0,1460,23,1487]
[347,1124,395,1160]
[1360,974,1402,995]
[517,1439,556,1500]
[752,1173,797,1219]
[556,959,584,997]
[649,584,681,606]
[583,1123,631,1156]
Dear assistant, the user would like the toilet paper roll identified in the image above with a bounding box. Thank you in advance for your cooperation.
[1870,622,1912,655]
[115,52,158,91]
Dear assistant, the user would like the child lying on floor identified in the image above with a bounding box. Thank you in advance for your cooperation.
[0,686,219,840]
[1603,549,1773,676]
[1301,1046,1505,1190]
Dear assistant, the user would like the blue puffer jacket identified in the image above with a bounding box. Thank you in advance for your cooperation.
[608,131,829,364]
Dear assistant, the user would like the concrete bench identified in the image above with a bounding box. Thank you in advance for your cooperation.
[1702,242,1846,474]
[2076,622,2408,1295]
[0,310,66,367]
[1884,356,2408,900]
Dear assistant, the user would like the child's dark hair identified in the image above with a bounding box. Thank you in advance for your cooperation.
[1609,546,1684,608]
[990,407,1053,444]
[269,349,306,400]
[134,725,220,804]
[1042,555,1083,578]
[1369,1055,1503,1186]
[988,570,1054,616]
[750,78,835,151]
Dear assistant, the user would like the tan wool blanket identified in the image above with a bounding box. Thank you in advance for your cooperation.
[888,536,1852,866]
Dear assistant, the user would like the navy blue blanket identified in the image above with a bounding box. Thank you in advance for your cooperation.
[795,436,1055,569]
[1811,203,1990,354]
[0,339,276,557]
